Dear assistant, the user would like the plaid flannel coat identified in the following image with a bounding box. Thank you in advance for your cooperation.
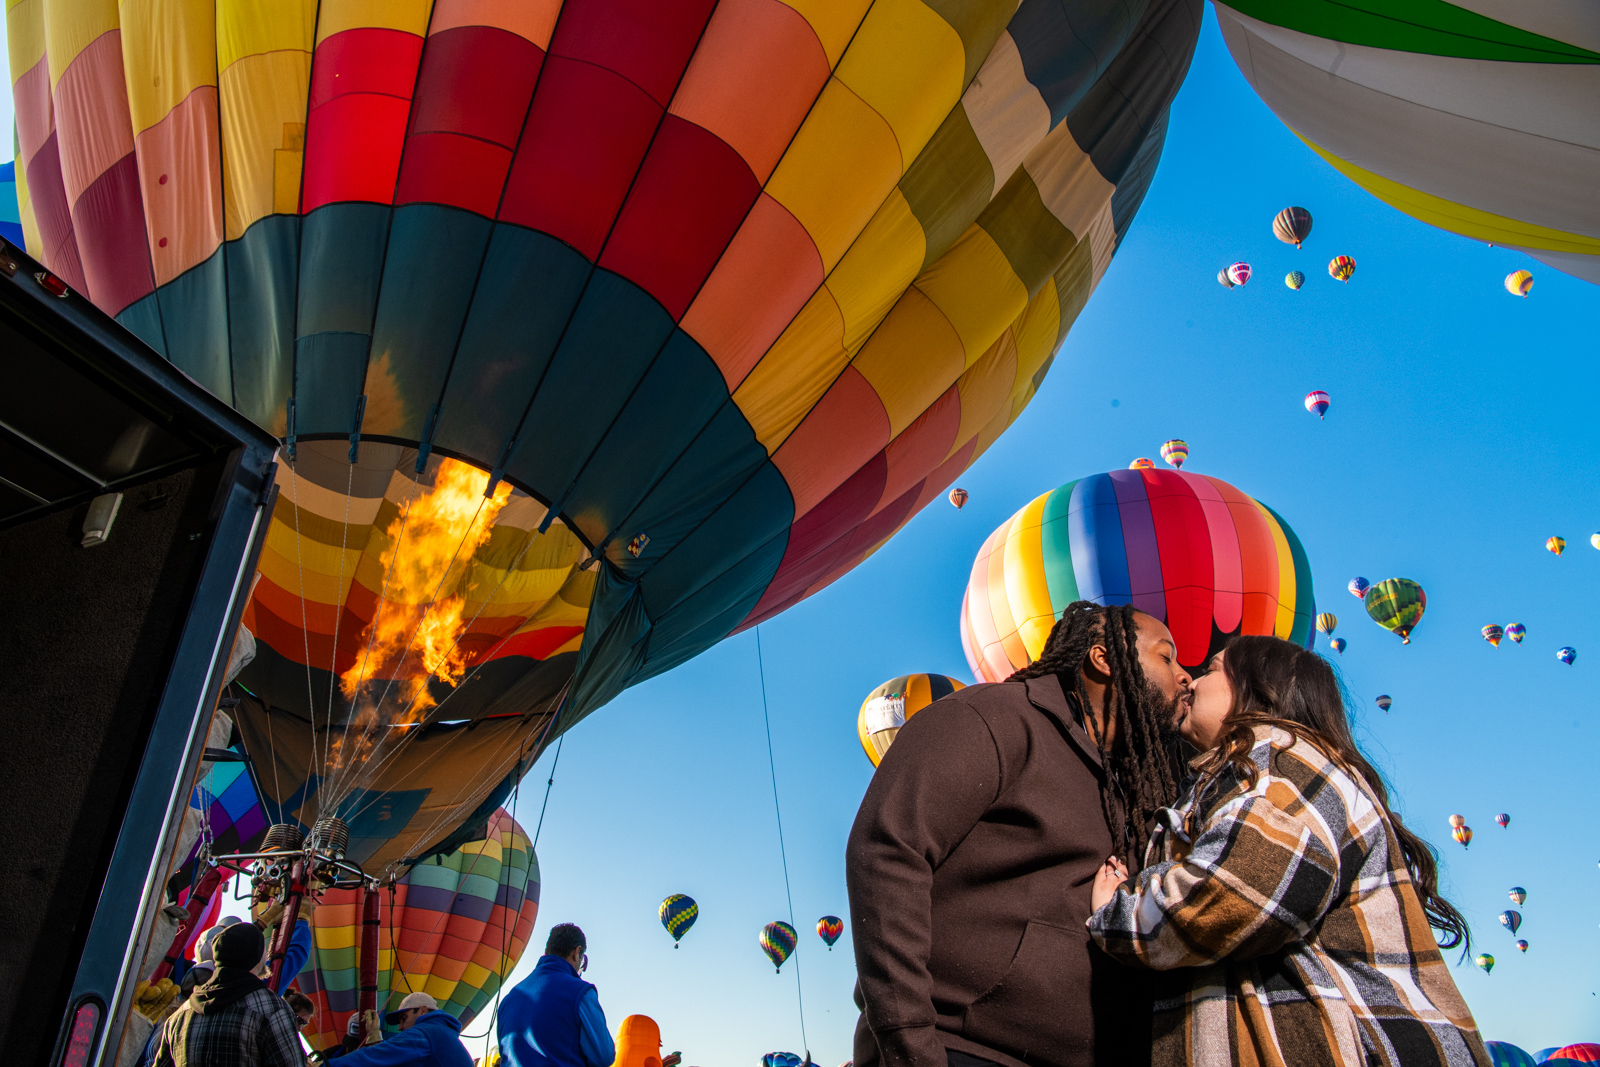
[1087,725,1491,1067]
[151,985,305,1067]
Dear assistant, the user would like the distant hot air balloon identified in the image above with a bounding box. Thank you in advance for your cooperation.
[1497,815,1511,830]
[1316,613,1337,635]
[1487,1042,1537,1067]
[1453,825,1473,848]
[760,922,797,972]
[1448,814,1466,829]
[1558,646,1577,665]
[1375,694,1392,712]
[1592,533,1600,551]
[1273,207,1313,248]
[1218,268,1235,290]
[1160,440,1189,469]
[1549,1046,1600,1064]
[762,1055,802,1067]
[1475,953,1494,974]
[1364,579,1426,644]
[659,895,698,948]
[1305,390,1330,419]
[948,488,968,510]
[1328,255,1356,283]
[1505,623,1526,644]
[1348,577,1369,599]
[1508,886,1525,905]
[817,916,843,950]
[1500,910,1522,935]
[1285,270,1305,290]
[1547,536,1566,555]
[1228,262,1253,287]
[1328,637,1346,654]
[858,675,967,767]
[1514,940,1528,954]
[1482,625,1504,647]
[1129,458,1156,470]
[1505,270,1534,297]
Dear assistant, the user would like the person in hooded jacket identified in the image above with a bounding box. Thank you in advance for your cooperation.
[151,921,306,1067]
[333,992,473,1067]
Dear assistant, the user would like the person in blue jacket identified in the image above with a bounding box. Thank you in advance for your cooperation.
[333,992,473,1067]
[498,924,615,1067]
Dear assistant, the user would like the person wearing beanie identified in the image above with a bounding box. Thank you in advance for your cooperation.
[150,922,305,1067]
[332,991,473,1067]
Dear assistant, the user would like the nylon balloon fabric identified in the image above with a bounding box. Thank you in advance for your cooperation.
[1485,1042,1537,1067]
[960,468,1314,677]
[295,808,539,1052]
[11,0,1203,868]
[1213,2,1600,284]
[857,673,966,767]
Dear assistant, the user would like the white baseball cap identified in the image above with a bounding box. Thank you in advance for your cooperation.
[384,992,438,1024]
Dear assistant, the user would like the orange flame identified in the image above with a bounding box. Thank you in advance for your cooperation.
[329,459,511,774]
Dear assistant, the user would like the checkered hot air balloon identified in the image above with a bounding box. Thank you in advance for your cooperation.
[760,921,797,972]
[1159,440,1188,469]
[1364,578,1425,644]
[1285,270,1305,290]
[659,894,698,947]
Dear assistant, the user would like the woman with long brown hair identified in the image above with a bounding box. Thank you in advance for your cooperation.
[1087,635,1491,1067]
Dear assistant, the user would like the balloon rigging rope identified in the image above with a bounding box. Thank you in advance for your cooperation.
[285,462,314,812]
[757,627,808,1055]
[532,735,564,849]
[321,458,356,794]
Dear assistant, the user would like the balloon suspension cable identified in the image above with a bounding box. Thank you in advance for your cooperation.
[532,735,564,849]
[757,627,808,1055]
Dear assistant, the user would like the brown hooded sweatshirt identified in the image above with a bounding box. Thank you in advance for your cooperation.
[847,674,1151,1067]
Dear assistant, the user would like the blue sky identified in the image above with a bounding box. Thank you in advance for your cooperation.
[23,5,1597,1064]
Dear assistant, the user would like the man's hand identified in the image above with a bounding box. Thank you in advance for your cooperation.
[362,1010,383,1044]
[1089,856,1129,912]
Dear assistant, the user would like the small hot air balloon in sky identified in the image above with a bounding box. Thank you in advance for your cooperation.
[1273,207,1313,248]
[1592,533,1600,551]
[1499,910,1522,936]
[760,922,797,972]
[659,895,698,948]
[859,675,966,767]
[817,916,843,950]
[1558,646,1577,665]
[1305,390,1330,419]
[1328,637,1346,654]
[1129,458,1156,470]
[1227,262,1253,287]
[1505,270,1534,297]
[1505,623,1526,644]
[1508,887,1525,905]
[1348,577,1369,599]
[1496,814,1510,829]
[1548,536,1566,555]
[1449,814,1466,829]
[1328,255,1356,283]
[1475,953,1494,974]
[1160,440,1189,469]
[1218,268,1235,289]
[1285,270,1305,290]
[1482,625,1504,647]
[1514,940,1528,953]
[948,488,968,510]
[1365,579,1426,644]
[1316,613,1337,635]
[1375,694,1392,713]
[1453,825,1473,848]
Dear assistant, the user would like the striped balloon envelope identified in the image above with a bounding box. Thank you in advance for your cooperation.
[1485,1042,1537,1067]
[858,674,966,767]
[1546,1046,1600,1064]
[961,469,1314,677]
[10,0,1205,871]
[760,921,798,972]
[297,808,539,1052]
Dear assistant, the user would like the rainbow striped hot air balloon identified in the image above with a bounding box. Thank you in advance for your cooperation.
[1505,270,1534,297]
[1483,624,1505,647]
[960,469,1315,677]
[1364,578,1425,644]
[1305,390,1330,419]
[1160,440,1189,469]
[1328,255,1356,282]
[760,922,797,972]
[1285,270,1305,290]
[858,674,966,768]
[1454,825,1473,848]
[659,895,698,947]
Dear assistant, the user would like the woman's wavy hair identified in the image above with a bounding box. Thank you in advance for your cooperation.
[1191,634,1469,954]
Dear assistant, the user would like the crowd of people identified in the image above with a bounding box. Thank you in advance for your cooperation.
[143,600,1490,1067]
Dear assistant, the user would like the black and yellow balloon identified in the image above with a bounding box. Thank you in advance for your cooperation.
[858,674,967,767]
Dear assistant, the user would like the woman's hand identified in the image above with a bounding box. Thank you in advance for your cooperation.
[1090,856,1129,912]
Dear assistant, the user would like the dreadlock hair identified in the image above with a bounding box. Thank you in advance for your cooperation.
[1008,601,1185,867]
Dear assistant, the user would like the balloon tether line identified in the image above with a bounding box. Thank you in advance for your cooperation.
[533,734,564,849]
[757,627,808,1055]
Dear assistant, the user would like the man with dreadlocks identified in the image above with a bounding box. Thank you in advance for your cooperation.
[846,602,1194,1067]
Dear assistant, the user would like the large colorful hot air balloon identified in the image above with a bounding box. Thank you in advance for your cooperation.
[949,488,969,511]
[1557,646,1577,665]
[1305,390,1330,419]
[1160,440,1188,469]
[961,468,1315,677]
[1347,577,1369,599]
[298,808,538,1051]
[1227,262,1253,287]
[1506,270,1535,297]
[858,674,967,767]
[760,921,797,972]
[1315,613,1337,635]
[1327,255,1356,283]
[659,894,698,947]
[1483,625,1505,647]
[1487,1043,1537,1067]
[1285,270,1304,290]
[1500,910,1522,935]
[1509,886,1525,904]
[1213,4,1600,285]
[1506,623,1526,644]
[1273,207,1312,248]
[1364,579,1426,644]
[1548,536,1567,555]
[0,161,23,248]
[12,0,1205,869]
[817,916,843,949]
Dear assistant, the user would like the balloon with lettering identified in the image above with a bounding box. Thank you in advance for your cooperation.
[858,675,967,768]
[1482,625,1504,647]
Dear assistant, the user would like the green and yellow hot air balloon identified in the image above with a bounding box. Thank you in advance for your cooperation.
[1364,579,1426,644]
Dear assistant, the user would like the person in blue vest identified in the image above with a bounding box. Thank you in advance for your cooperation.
[498,924,616,1067]
[332,991,473,1067]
